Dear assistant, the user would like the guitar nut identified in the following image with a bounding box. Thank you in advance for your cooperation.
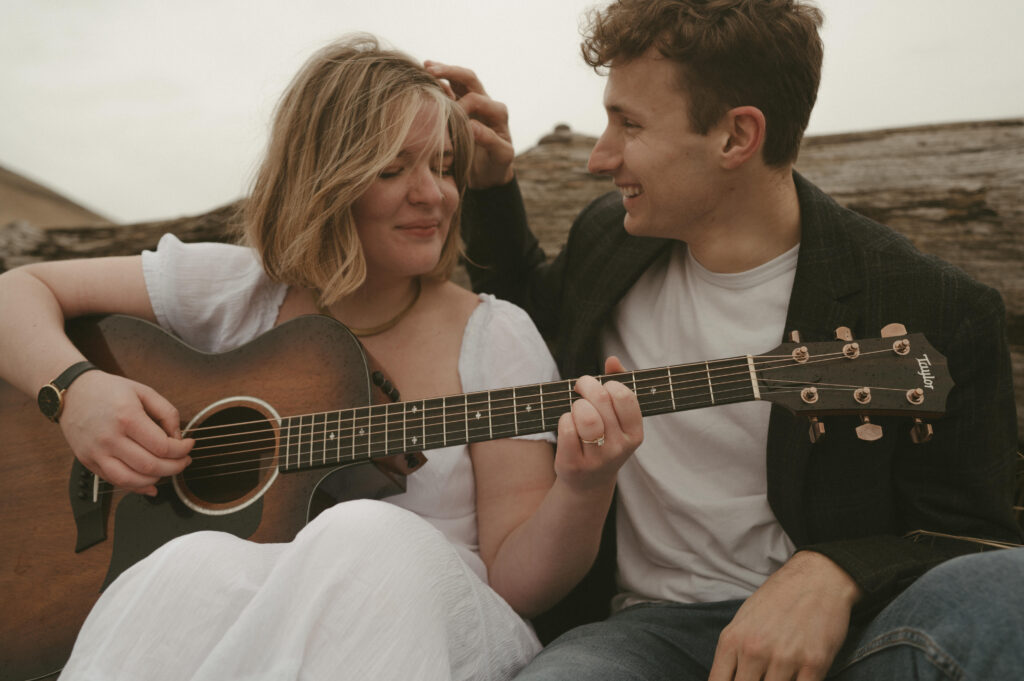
[892,339,911,356]
[792,346,809,363]
[906,388,925,405]
[854,387,872,404]
[843,342,860,359]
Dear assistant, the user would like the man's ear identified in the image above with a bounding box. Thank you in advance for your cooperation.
[719,106,765,169]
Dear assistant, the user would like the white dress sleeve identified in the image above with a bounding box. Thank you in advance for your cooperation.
[141,234,288,353]
[459,294,560,443]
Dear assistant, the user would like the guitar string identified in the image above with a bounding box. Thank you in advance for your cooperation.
[183,348,910,456]
[86,383,868,497]
[173,357,918,476]
[93,380,920,497]
[175,351,832,437]
[182,348,890,443]
[81,349,928,494]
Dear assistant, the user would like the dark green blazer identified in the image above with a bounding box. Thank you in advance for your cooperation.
[462,172,1021,626]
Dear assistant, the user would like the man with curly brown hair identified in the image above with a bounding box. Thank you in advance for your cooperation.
[429,1,1024,679]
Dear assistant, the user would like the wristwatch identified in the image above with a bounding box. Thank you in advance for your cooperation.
[37,360,99,422]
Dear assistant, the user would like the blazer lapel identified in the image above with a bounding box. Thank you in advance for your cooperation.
[767,173,866,544]
[563,218,671,377]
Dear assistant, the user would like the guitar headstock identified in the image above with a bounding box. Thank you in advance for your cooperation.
[758,325,951,443]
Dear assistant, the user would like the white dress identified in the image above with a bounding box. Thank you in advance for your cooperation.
[59,235,559,681]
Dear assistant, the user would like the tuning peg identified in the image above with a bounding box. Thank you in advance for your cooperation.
[880,323,908,338]
[789,330,802,343]
[834,326,853,341]
[855,416,883,441]
[910,418,933,444]
[808,417,825,443]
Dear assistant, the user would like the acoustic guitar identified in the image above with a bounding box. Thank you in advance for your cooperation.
[0,315,951,681]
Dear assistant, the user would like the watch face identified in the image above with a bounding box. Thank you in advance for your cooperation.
[37,384,63,421]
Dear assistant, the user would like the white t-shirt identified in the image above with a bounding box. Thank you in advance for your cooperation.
[141,234,559,582]
[603,242,799,609]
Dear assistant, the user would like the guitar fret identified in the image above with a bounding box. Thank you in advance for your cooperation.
[301,414,313,468]
[634,368,673,416]
[423,398,445,449]
[465,391,490,443]
[515,384,542,436]
[667,367,677,410]
[444,394,467,448]
[442,396,447,446]
[705,361,715,404]
[406,400,424,449]
[315,413,325,465]
[490,389,516,439]
[353,406,369,462]
[384,402,401,456]
[512,388,518,435]
[342,409,354,462]
[327,411,340,464]
[283,416,294,470]
[539,381,572,432]
[367,406,373,458]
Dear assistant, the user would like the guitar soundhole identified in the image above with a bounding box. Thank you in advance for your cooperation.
[182,405,276,504]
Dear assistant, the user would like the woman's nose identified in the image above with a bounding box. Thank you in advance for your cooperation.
[408,166,444,205]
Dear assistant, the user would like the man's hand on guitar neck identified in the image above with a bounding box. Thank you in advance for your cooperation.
[59,370,193,496]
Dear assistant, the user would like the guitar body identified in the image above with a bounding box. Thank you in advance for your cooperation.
[0,315,397,681]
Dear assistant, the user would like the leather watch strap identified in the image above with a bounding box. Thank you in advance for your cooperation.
[51,360,98,391]
[38,360,99,422]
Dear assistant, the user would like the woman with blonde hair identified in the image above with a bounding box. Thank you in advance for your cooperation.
[0,35,642,680]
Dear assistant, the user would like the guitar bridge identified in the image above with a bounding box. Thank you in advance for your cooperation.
[68,458,110,552]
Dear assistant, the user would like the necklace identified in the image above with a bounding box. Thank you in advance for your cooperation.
[314,277,422,337]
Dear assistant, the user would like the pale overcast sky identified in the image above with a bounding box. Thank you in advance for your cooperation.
[1,0,1022,223]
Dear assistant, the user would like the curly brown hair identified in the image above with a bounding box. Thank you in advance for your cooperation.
[582,0,823,166]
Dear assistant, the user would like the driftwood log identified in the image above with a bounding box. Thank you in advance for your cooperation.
[2,119,1022,453]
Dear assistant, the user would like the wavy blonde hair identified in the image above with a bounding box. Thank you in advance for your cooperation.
[243,34,472,304]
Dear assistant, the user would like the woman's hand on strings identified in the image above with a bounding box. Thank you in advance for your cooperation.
[554,356,644,493]
[58,370,193,496]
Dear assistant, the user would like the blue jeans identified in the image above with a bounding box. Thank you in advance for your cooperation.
[516,548,1024,680]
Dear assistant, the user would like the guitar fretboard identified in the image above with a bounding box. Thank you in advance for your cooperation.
[279,357,761,472]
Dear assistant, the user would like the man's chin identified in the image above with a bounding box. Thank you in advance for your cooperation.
[622,212,648,236]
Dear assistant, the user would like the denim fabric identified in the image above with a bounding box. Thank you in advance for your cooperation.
[830,547,1024,680]
[515,549,1024,681]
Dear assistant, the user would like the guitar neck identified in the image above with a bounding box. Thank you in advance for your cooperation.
[279,356,759,472]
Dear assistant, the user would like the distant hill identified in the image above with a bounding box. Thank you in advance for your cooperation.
[0,164,112,229]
